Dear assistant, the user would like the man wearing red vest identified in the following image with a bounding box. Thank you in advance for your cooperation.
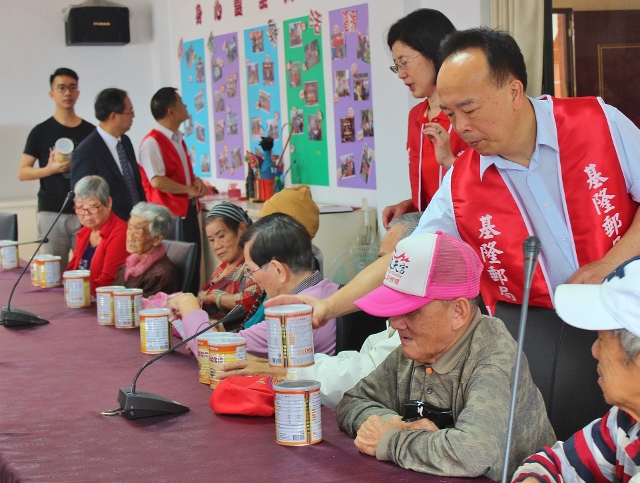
[138,87,209,293]
[272,27,640,320]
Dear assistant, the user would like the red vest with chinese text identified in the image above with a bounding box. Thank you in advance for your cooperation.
[451,96,637,312]
[139,130,195,217]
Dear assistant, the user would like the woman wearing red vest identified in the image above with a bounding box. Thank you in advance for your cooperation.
[381,9,468,228]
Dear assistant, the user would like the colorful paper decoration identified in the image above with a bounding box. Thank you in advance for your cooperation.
[284,15,329,186]
[196,4,202,24]
[212,33,245,180]
[330,3,376,189]
[181,39,212,178]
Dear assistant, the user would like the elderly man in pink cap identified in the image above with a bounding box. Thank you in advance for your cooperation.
[336,231,554,480]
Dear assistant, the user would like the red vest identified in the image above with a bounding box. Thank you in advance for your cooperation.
[451,96,637,312]
[139,130,195,217]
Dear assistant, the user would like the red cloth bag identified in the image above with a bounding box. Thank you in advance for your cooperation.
[209,376,275,417]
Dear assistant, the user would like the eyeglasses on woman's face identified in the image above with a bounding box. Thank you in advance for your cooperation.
[389,53,422,74]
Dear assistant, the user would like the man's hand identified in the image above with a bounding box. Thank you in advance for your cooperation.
[566,258,618,284]
[46,150,71,175]
[354,415,403,456]
[217,357,287,381]
[264,294,332,328]
[192,177,210,197]
[382,199,414,229]
[402,418,439,432]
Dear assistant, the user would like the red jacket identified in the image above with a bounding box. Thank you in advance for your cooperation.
[66,211,128,295]
[407,98,467,211]
[138,130,195,217]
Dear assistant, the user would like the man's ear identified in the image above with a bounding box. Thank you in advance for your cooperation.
[271,260,288,284]
[451,297,472,330]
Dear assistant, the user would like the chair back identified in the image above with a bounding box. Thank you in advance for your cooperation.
[163,240,197,293]
[164,216,184,241]
[0,212,18,241]
[335,310,388,353]
[494,301,610,441]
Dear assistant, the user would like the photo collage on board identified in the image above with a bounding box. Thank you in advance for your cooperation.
[244,24,283,169]
[211,32,244,179]
[330,4,376,188]
[180,39,211,178]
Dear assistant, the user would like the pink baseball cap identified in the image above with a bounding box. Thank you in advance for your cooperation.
[354,231,483,317]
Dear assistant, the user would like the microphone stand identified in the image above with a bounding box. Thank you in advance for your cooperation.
[116,305,245,420]
[1,191,75,328]
[501,236,541,483]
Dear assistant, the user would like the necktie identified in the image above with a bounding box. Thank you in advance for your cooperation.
[116,140,140,205]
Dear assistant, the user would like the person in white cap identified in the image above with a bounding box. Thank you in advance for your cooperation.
[512,255,640,483]
[335,231,554,480]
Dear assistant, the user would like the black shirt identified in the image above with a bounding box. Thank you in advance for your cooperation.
[23,117,95,213]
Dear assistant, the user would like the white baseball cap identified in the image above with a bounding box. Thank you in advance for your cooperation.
[555,256,640,338]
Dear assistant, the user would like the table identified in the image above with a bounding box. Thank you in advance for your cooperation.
[0,267,489,482]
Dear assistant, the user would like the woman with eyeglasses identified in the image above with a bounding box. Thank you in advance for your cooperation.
[198,202,263,331]
[66,175,128,294]
[381,9,468,229]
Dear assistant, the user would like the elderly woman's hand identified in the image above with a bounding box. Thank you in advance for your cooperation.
[168,293,201,317]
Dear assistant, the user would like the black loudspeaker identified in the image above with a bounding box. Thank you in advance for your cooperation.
[65,6,130,46]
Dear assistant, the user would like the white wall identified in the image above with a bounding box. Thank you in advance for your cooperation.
[0,0,490,234]
[0,0,162,201]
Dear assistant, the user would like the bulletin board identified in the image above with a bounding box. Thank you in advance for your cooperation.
[179,38,212,177]
[330,4,376,189]
[211,32,245,180]
[284,14,330,186]
[243,23,283,162]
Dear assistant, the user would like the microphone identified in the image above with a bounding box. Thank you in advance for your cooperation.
[501,236,541,483]
[1,191,75,328]
[12,237,49,246]
[115,305,246,420]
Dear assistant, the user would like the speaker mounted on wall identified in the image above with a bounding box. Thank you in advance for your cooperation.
[65,6,130,46]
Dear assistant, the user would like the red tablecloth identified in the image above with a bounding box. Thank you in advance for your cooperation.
[0,267,490,482]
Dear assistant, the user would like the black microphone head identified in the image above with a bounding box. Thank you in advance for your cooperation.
[523,236,541,258]
[67,191,76,201]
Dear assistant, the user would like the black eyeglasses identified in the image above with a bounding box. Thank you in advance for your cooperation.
[403,400,453,428]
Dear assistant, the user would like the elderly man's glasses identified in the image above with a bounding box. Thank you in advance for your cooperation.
[55,84,78,93]
[389,53,421,74]
[74,203,102,215]
[245,261,270,279]
[118,110,135,116]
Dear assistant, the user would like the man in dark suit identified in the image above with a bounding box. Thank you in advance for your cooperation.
[71,88,145,221]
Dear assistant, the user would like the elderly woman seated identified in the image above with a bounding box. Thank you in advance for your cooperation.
[512,256,640,483]
[199,201,263,331]
[66,175,128,294]
[172,213,338,357]
[113,202,179,297]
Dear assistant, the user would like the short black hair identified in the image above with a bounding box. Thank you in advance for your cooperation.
[94,88,128,121]
[386,9,456,73]
[150,87,179,120]
[439,27,527,90]
[239,213,313,275]
[50,68,79,87]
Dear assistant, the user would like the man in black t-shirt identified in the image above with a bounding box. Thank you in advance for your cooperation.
[17,68,95,268]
